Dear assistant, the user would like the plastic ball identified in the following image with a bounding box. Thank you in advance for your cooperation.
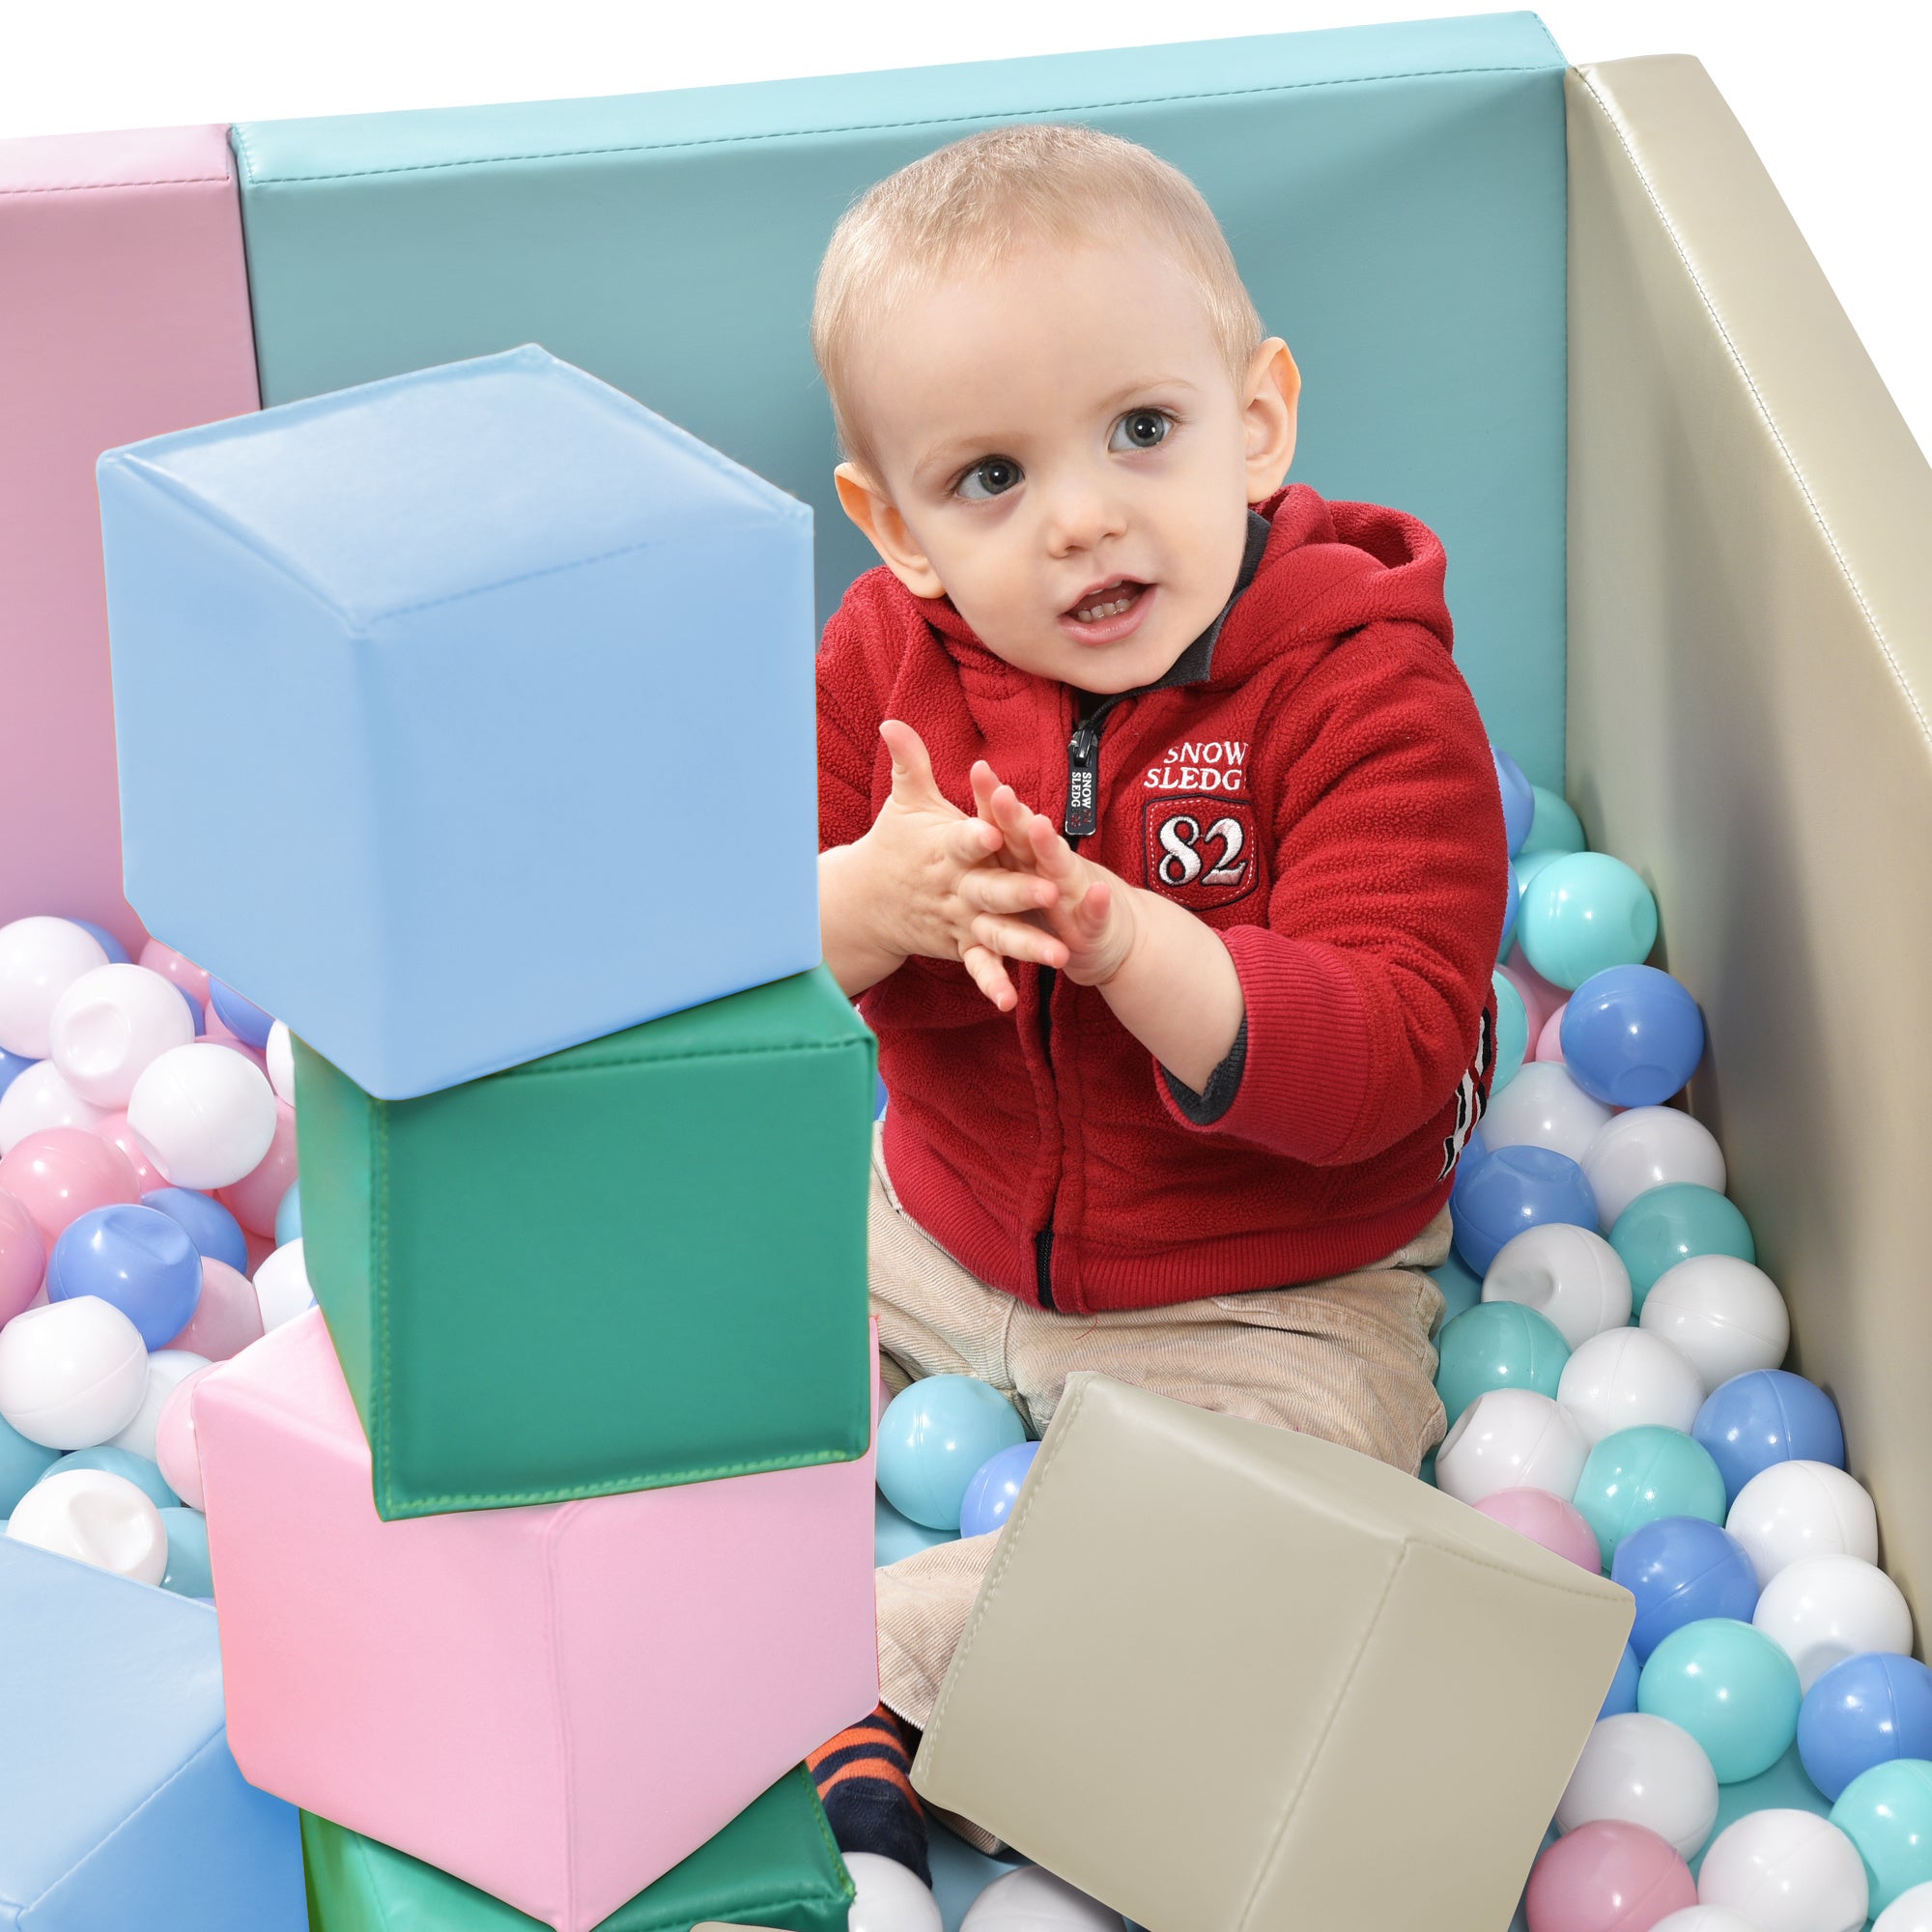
[0,1057,108,1153]
[1561,968,1706,1110]
[141,1185,249,1273]
[1877,1882,1932,1931]
[46,1202,202,1348]
[265,1021,296,1104]
[273,1180,302,1247]
[959,1864,1124,1929]
[1520,855,1660,991]
[0,1047,32,1100]
[843,1851,943,1932]
[0,1126,141,1245]
[253,1238,317,1331]
[1524,787,1588,855]
[137,941,210,1006]
[5,1465,166,1583]
[1537,1004,1569,1064]
[1650,1912,1771,1932]
[1612,1517,1761,1662]
[0,1295,149,1448]
[877,1376,1027,1530]
[1517,849,1570,908]
[1640,1258,1790,1396]
[1801,1656,1932,1804]
[0,917,109,1060]
[1583,1114,1727,1236]
[1475,1486,1603,1571]
[0,1184,46,1326]
[1527,1818,1695,1932]
[201,1009,268,1071]
[1436,1300,1571,1425]
[1452,1144,1600,1277]
[0,1411,59,1514]
[1493,746,1535,856]
[88,1110,169,1190]
[1451,1125,1490,1221]
[40,1442,178,1510]
[1501,863,1520,961]
[1601,1644,1642,1719]
[1482,1061,1615,1166]
[1574,1427,1728,1568]
[127,1043,276,1190]
[1557,1328,1705,1445]
[1696,1810,1868,1931]
[1484,1222,1634,1349]
[1830,1760,1932,1917]
[1639,1617,1801,1782]
[65,921,129,966]
[158,1505,214,1598]
[958,1440,1040,1540]
[1755,1556,1915,1693]
[153,1362,218,1511]
[104,1348,212,1463]
[1694,1372,1847,1506]
[164,1258,264,1361]
[1612,1186,1754,1312]
[214,1099,298,1237]
[1557,1713,1719,1858]
[1435,1387,1588,1507]
[45,962,196,1107]
[208,980,275,1051]
[1728,1463,1878,1589]
[1493,969,1530,1094]
[1506,943,1572,1038]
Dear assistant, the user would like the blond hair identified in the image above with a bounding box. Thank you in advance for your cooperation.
[810,123,1265,485]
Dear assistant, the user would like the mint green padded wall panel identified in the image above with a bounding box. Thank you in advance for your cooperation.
[232,13,1569,783]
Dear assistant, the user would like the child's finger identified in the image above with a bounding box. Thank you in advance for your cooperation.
[960,944,1018,1012]
[946,816,1002,867]
[958,868,1058,917]
[970,913,1071,970]
[969,759,1003,822]
[880,720,950,810]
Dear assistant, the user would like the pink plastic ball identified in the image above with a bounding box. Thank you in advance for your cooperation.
[88,1112,167,1191]
[1475,1487,1604,1573]
[137,940,212,1007]
[154,1361,218,1510]
[164,1258,266,1361]
[1537,1004,1570,1064]
[0,1127,141,1246]
[244,1230,276,1276]
[214,1101,298,1238]
[1526,1821,1696,1932]
[1507,943,1570,1042]
[0,1185,45,1325]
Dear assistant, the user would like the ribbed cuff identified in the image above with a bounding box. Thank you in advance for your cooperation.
[1161,1015,1248,1124]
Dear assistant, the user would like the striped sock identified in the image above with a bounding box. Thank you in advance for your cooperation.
[807,1703,931,1888]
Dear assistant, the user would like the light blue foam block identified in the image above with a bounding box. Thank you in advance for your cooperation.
[0,1538,303,1930]
[99,344,819,1099]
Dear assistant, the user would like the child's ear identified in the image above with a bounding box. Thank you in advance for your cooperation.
[1242,337,1301,502]
[834,462,946,600]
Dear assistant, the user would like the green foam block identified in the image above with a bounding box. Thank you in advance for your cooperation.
[300,1766,854,1931]
[296,966,875,1519]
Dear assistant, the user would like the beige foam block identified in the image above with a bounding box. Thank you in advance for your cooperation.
[912,1374,1632,1932]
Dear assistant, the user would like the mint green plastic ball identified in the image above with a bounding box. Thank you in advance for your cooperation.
[1435,1300,1570,1427]
[1522,786,1587,855]
[1513,848,1567,899]
[1518,852,1659,991]
[1639,1617,1800,1782]
[1611,1184,1757,1310]
[1831,1758,1932,1915]
[1492,970,1528,1095]
[1573,1424,1727,1567]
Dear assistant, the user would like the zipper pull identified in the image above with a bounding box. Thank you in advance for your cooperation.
[1065,723,1099,838]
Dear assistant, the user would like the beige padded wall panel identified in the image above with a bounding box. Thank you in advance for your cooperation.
[1566,57,1932,1633]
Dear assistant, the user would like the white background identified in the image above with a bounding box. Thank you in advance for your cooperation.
[10,1,1929,455]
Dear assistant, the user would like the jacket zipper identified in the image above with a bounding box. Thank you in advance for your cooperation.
[1034,693,1127,1310]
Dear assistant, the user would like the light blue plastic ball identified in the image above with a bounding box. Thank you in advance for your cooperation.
[274,1180,302,1247]
[1492,972,1528,1096]
[1519,852,1660,991]
[1611,1514,1760,1661]
[1521,786,1587,855]
[46,1203,203,1349]
[0,1048,33,1101]
[959,1441,1041,1539]
[876,1377,1027,1531]
[1492,746,1534,857]
[1693,1369,1845,1505]
[159,1508,214,1599]
[1450,1144,1599,1277]
[209,979,275,1050]
[1561,965,1706,1108]
[66,918,131,965]
[40,1445,179,1511]
[141,1186,247,1273]
[1497,862,1520,964]
[1801,1654,1932,1803]
[1600,1643,1641,1719]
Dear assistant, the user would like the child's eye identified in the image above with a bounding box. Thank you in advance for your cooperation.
[1112,408,1174,452]
[955,457,1023,502]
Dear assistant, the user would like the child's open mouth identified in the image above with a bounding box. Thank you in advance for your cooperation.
[1059,579,1154,646]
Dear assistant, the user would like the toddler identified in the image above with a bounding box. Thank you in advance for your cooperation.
[805,122,1507,1885]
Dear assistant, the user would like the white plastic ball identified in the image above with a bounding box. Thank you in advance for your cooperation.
[104,1348,213,1462]
[1582,1107,1727,1232]
[1435,1387,1588,1507]
[1555,1326,1705,1444]
[1652,1911,1770,1932]
[0,1296,150,1449]
[1696,1810,1868,1932]
[1483,1222,1634,1349]
[844,1852,943,1932]
[1640,1255,1791,1393]
[960,1866,1125,1930]
[47,962,196,1108]
[1478,1060,1614,1164]
[1556,1712,1719,1860]
[1727,1462,1879,1588]
[5,1466,167,1584]
[1752,1554,1913,1691]
[127,1042,276,1189]
[0,1056,107,1153]
[254,1239,317,1331]
[1876,1880,1932,1931]
[0,917,109,1060]
[266,1020,296,1105]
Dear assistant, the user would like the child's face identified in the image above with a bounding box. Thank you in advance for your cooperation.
[834,225,1299,695]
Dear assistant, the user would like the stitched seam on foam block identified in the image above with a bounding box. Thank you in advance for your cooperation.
[372,1095,395,1517]
[542,1507,580,1929]
[0,175,232,194]
[798,1761,860,1910]
[234,62,1558,185]
[491,1038,865,1082]
[373,534,657,622]
[1574,64,1932,758]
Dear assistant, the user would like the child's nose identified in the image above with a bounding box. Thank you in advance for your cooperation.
[1039,469,1128,556]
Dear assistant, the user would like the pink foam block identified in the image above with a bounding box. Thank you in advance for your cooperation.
[0,127,259,951]
[195,1308,878,1932]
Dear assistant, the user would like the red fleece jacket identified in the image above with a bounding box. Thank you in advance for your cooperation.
[818,483,1507,1314]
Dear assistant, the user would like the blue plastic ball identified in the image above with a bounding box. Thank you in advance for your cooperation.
[1492,972,1528,1096]
[171,981,205,1036]
[873,1072,888,1121]
[1522,786,1587,855]
[274,1180,303,1247]
[0,1048,32,1102]
[877,1377,1027,1531]
[1610,1514,1760,1661]
[39,1445,181,1510]
[66,919,130,965]
[159,1508,214,1599]
[1450,1126,1490,1214]
[141,1186,248,1273]
[209,979,275,1050]
[1493,746,1534,857]
[1498,862,1520,962]
[1600,1643,1641,1719]
[1450,1144,1599,1277]
[1800,1654,1932,1802]
[1693,1370,1847,1505]
[46,1203,203,1350]
[959,1441,1041,1539]
[1560,966,1706,1109]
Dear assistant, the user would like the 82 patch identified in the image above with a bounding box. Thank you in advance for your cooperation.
[1142,795,1261,911]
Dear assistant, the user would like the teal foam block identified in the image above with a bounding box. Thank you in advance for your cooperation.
[232,12,1570,785]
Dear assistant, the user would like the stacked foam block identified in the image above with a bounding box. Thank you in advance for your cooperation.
[97,346,878,1931]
